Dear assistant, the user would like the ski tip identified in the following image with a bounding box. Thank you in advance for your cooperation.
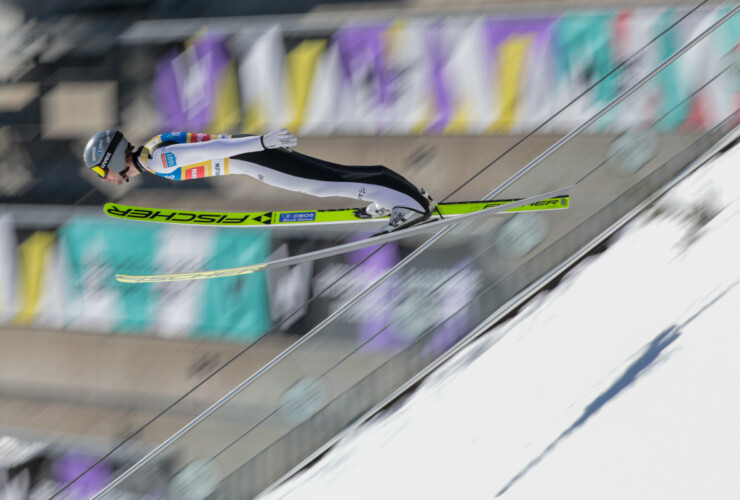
[103,202,126,219]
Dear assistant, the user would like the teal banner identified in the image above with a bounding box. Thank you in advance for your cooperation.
[59,218,157,332]
[58,218,271,341]
[195,229,272,341]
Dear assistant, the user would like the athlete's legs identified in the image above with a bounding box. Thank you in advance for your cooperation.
[229,149,429,213]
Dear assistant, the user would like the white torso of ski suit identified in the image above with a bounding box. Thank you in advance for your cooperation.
[137,132,426,213]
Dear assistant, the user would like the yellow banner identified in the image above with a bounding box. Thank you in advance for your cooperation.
[14,231,55,325]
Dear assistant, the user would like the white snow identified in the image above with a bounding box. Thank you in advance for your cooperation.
[262,138,740,500]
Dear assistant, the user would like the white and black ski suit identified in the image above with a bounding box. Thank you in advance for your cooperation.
[135,132,429,213]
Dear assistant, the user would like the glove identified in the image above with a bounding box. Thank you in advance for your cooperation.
[261,128,298,150]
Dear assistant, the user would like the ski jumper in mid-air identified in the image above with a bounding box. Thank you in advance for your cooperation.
[83,129,435,233]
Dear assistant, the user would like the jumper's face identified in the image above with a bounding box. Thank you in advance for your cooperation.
[100,146,141,185]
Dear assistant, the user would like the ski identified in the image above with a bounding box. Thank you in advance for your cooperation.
[103,195,570,228]
[115,186,573,284]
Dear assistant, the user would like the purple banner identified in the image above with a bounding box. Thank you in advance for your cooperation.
[345,237,402,350]
[333,24,395,109]
[425,20,453,134]
[52,453,113,497]
[485,16,558,53]
[153,33,233,131]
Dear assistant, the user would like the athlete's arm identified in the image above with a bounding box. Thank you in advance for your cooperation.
[148,129,297,176]
[163,129,297,166]
[159,135,263,167]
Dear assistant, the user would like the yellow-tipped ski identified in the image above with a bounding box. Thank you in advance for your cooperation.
[104,195,569,228]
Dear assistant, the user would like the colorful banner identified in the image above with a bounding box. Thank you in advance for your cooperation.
[310,238,482,352]
[235,26,291,133]
[153,31,241,133]
[13,231,55,326]
[267,243,313,331]
[150,224,214,338]
[51,453,115,499]
[153,7,740,136]
[344,236,402,350]
[30,218,274,341]
[59,219,158,332]
[194,228,271,341]
[0,444,152,499]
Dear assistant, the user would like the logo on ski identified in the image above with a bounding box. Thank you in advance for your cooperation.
[279,212,317,223]
[482,197,566,210]
[105,205,252,225]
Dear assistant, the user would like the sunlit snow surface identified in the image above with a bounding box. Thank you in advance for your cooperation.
[263,140,740,500]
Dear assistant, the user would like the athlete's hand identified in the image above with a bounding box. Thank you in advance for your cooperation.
[261,128,297,150]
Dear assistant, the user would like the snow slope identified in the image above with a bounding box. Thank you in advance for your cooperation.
[263,139,740,500]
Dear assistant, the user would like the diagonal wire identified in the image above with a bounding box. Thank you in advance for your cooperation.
[205,62,737,479]
[60,1,720,496]
[93,2,736,495]
[86,3,716,496]
[573,65,731,187]
[50,238,388,499]
[441,0,709,203]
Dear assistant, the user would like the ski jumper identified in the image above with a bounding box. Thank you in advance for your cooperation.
[135,132,429,213]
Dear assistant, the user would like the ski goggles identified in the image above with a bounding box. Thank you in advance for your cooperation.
[90,131,131,181]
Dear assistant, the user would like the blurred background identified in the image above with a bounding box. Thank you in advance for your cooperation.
[0,0,737,498]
